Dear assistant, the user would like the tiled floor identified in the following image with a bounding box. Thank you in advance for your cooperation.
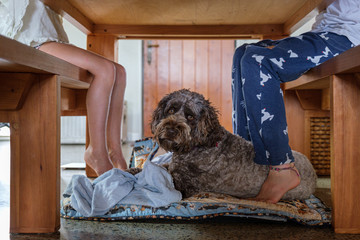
[1,140,360,239]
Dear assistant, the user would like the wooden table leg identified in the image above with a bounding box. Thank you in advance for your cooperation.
[331,74,360,234]
[8,75,60,233]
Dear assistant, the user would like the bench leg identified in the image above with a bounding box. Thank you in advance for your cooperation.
[331,74,360,234]
[8,75,60,233]
[284,90,306,154]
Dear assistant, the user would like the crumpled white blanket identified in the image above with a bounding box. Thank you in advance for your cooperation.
[63,157,181,217]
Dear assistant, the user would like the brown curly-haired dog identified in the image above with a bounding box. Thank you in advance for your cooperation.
[150,89,317,200]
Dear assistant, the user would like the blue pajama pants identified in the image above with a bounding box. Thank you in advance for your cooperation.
[231,32,353,166]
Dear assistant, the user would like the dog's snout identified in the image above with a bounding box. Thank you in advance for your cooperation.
[166,128,178,138]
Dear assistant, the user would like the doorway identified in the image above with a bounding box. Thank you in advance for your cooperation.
[143,39,235,137]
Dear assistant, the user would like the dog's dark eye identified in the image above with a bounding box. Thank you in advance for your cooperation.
[168,108,175,114]
[187,115,194,121]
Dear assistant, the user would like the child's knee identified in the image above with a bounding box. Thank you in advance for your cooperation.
[93,61,122,89]
[242,45,272,64]
[114,63,126,87]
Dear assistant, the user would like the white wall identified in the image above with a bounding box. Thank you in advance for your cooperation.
[291,17,316,36]
[62,19,87,49]
[118,40,143,141]
[62,19,143,142]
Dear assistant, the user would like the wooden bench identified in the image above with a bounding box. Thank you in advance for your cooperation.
[0,35,91,233]
[283,45,360,234]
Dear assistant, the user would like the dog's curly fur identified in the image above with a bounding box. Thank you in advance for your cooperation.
[150,89,317,199]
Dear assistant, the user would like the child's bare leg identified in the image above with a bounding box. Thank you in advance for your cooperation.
[106,64,128,170]
[255,163,300,203]
[84,63,115,175]
[39,42,116,175]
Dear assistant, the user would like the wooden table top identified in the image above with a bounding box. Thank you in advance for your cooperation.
[41,0,334,39]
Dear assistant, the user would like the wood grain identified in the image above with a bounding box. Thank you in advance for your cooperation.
[94,24,283,39]
[284,90,305,154]
[67,0,308,26]
[295,89,322,110]
[331,74,360,233]
[8,75,60,233]
[0,35,91,89]
[61,87,87,116]
[0,73,35,110]
[284,44,360,233]
[143,40,235,137]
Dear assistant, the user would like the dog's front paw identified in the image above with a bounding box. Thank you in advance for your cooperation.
[125,167,142,175]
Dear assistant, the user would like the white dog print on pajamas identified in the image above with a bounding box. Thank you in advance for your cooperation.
[284,153,293,164]
[260,70,271,86]
[256,93,262,100]
[266,150,270,159]
[252,54,264,66]
[287,50,299,58]
[261,108,274,124]
[270,57,285,69]
[280,88,284,97]
[283,126,288,135]
[319,32,329,40]
[307,47,332,65]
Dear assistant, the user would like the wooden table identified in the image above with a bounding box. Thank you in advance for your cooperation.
[3,0,358,234]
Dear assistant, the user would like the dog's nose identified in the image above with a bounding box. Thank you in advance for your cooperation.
[166,128,177,138]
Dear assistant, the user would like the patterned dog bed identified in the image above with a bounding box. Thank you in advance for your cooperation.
[61,192,331,226]
[61,138,331,226]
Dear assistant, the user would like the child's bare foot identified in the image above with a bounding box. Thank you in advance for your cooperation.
[84,146,113,176]
[255,163,300,204]
[109,148,128,170]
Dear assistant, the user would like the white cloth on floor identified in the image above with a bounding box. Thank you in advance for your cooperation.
[63,159,181,217]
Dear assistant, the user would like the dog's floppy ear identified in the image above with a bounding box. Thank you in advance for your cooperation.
[195,99,221,144]
[151,94,171,134]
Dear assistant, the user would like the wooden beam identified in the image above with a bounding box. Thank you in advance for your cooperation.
[295,89,322,110]
[93,24,283,38]
[87,35,119,62]
[40,0,94,34]
[61,87,87,116]
[117,35,262,40]
[284,0,335,35]
[0,73,35,110]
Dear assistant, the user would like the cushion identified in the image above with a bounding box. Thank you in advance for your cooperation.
[61,138,330,226]
[61,192,331,226]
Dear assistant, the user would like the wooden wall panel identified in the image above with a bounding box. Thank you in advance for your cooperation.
[182,40,196,90]
[195,40,209,98]
[157,40,170,98]
[143,40,235,137]
[169,41,183,92]
[221,41,235,128]
[208,40,222,114]
[143,40,158,132]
